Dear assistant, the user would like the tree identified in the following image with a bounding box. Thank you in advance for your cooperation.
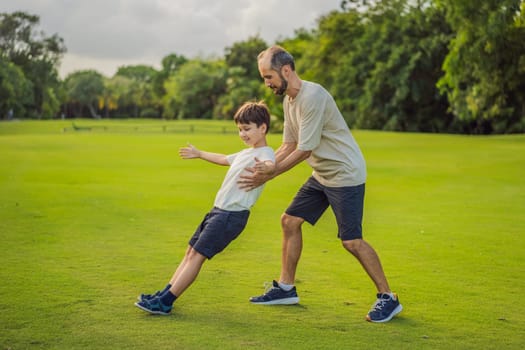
[0,11,66,118]
[213,66,262,120]
[64,70,104,118]
[350,0,452,132]
[162,58,227,119]
[0,57,33,119]
[224,35,268,82]
[302,0,453,132]
[213,36,270,120]
[436,0,525,133]
[101,75,133,118]
[115,65,159,117]
[153,53,187,98]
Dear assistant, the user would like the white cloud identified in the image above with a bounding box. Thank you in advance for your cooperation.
[1,0,341,77]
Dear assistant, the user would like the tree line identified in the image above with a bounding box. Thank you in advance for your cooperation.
[1,0,524,134]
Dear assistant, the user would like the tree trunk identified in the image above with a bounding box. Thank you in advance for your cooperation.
[88,103,100,119]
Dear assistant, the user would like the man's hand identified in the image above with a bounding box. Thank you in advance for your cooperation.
[238,166,273,191]
[253,157,275,175]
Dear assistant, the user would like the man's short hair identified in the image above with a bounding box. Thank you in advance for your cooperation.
[258,45,295,72]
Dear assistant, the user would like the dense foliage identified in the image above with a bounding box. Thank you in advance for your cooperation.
[1,0,524,134]
[0,11,65,119]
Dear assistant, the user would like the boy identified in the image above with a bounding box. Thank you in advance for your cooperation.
[135,101,275,315]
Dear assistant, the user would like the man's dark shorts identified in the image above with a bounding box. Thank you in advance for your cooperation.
[285,176,365,240]
[189,207,250,259]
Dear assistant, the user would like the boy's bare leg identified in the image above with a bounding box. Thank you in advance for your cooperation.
[169,247,207,297]
[168,246,193,286]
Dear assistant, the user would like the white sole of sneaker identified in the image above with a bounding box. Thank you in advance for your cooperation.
[367,304,403,323]
[134,302,171,315]
[250,297,300,305]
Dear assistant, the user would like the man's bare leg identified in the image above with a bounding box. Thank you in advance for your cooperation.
[342,239,390,293]
[279,214,304,285]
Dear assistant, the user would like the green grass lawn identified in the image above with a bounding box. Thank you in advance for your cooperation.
[1,120,524,349]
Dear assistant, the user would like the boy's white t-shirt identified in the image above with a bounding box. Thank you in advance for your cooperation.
[214,146,275,211]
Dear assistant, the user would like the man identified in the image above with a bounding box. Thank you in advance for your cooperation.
[239,46,402,323]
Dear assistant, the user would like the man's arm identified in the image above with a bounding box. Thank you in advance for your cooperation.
[179,144,229,166]
[274,142,297,163]
[272,144,311,178]
[238,142,311,190]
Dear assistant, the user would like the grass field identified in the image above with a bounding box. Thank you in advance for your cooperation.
[1,119,524,349]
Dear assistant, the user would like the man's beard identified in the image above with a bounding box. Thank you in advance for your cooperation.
[273,75,288,95]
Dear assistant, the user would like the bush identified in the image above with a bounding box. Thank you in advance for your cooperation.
[140,108,159,118]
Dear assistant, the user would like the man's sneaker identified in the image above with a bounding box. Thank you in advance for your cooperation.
[137,290,161,302]
[249,280,300,305]
[134,296,172,315]
[366,293,403,323]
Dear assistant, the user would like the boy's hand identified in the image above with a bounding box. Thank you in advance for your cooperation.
[179,143,200,159]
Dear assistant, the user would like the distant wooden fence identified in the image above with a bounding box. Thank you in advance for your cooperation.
[63,122,236,134]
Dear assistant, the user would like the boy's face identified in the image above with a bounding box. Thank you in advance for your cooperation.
[237,121,267,148]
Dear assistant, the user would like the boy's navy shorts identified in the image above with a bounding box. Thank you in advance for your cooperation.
[285,176,365,241]
[189,207,250,259]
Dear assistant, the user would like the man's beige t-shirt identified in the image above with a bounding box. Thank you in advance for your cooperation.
[283,80,366,187]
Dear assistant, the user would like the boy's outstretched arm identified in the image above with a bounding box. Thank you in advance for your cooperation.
[179,143,229,166]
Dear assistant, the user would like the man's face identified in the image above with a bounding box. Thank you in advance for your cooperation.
[258,57,288,96]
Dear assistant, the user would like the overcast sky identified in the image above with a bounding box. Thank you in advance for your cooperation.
[1,0,342,77]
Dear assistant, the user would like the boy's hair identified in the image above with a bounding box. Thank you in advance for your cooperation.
[233,101,271,134]
[258,45,295,72]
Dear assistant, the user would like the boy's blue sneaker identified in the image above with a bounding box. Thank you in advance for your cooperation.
[137,291,161,302]
[249,280,300,305]
[366,293,403,323]
[134,296,172,315]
